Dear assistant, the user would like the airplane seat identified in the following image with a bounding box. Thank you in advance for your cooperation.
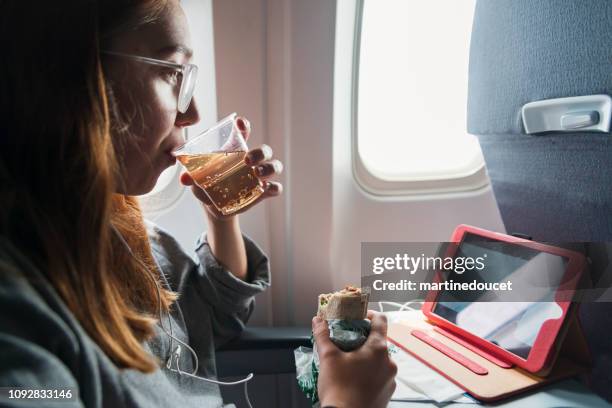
[467,0,612,401]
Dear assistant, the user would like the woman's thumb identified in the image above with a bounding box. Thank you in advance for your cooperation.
[312,316,335,355]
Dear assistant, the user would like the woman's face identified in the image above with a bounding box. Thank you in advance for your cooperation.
[104,1,200,195]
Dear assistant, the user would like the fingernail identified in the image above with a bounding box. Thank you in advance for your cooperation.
[275,161,284,174]
[256,165,265,176]
[237,118,247,132]
[179,173,190,184]
[261,144,273,160]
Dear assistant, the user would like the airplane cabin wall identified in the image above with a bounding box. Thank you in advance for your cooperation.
[161,0,507,326]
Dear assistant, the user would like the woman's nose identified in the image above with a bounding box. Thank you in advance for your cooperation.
[175,97,201,128]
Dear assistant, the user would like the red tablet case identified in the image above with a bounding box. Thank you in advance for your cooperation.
[387,225,591,402]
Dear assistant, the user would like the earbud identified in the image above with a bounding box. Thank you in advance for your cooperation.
[167,345,182,369]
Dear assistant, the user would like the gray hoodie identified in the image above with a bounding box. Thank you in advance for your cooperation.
[0,221,270,407]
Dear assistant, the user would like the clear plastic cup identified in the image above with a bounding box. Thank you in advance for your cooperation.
[172,113,264,215]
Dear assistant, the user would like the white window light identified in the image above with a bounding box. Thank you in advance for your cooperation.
[354,0,487,194]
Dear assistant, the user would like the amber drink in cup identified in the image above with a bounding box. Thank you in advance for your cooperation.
[173,113,264,215]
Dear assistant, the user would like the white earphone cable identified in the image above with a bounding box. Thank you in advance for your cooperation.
[112,225,255,407]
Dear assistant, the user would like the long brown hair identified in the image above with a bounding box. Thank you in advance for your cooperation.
[0,0,177,372]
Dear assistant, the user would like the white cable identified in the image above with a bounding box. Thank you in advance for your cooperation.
[399,300,424,312]
[244,380,253,408]
[377,300,424,313]
[171,351,254,385]
[377,301,405,312]
[168,332,255,408]
[112,225,255,407]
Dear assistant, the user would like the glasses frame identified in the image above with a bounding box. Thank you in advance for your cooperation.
[102,51,198,113]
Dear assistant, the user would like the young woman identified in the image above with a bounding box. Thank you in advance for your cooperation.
[0,1,396,407]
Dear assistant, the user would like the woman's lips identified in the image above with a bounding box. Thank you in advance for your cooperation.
[165,150,177,165]
[162,147,178,166]
[161,135,184,166]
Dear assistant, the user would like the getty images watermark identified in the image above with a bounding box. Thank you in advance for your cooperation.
[361,242,612,303]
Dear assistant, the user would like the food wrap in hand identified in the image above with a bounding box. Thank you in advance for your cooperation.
[294,287,370,405]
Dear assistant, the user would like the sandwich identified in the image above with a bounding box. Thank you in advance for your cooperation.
[317,285,369,320]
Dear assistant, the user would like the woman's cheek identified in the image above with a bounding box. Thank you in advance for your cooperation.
[147,80,180,134]
[152,79,180,114]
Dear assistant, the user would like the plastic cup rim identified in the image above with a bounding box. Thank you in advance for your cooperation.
[172,112,237,156]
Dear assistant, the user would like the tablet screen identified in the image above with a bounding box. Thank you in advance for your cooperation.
[432,233,568,359]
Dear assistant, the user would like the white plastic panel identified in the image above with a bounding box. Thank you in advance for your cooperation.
[522,94,611,134]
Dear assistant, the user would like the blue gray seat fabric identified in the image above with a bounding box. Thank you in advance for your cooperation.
[467,0,612,401]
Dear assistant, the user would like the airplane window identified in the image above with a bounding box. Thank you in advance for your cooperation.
[357,0,482,182]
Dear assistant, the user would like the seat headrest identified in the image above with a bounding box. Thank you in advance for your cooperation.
[467,0,612,136]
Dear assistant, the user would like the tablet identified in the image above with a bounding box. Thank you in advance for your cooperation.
[422,225,586,375]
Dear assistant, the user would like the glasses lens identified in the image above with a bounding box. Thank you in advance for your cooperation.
[178,64,198,113]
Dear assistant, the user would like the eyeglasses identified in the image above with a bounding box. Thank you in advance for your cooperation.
[102,51,198,113]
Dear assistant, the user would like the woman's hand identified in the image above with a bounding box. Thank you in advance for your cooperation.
[179,117,283,220]
[178,116,282,281]
[313,311,397,408]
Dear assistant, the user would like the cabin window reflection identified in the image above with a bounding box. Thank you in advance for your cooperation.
[357,0,482,183]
